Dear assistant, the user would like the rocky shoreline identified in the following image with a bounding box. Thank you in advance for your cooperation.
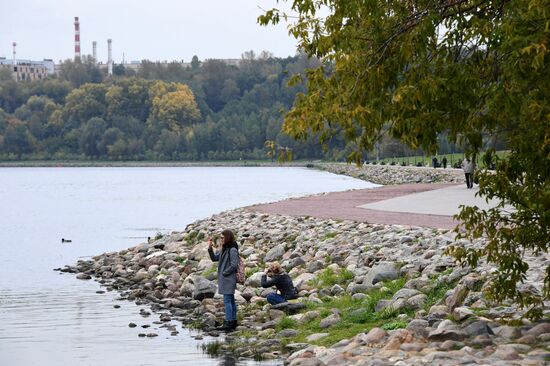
[59,166,549,365]
[60,213,549,365]
[315,163,465,185]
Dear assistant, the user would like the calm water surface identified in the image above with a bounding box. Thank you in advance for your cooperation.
[0,167,376,366]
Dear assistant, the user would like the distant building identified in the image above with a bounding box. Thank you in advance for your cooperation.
[99,58,242,73]
[0,58,55,81]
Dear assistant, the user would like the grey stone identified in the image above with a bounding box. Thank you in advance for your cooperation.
[285,343,310,352]
[392,288,420,300]
[364,262,399,285]
[191,277,216,301]
[265,244,286,262]
[406,294,427,309]
[375,299,392,312]
[307,260,324,273]
[289,257,306,269]
[452,306,474,321]
[289,358,326,366]
[330,284,345,296]
[438,340,463,351]
[517,334,536,344]
[347,283,373,294]
[471,334,494,347]
[390,298,408,311]
[462,321,494,337]
[494,325,522,339]
[437,319,458,330]
[364,327,387,343]
[245,271,264,287]
[445,284,469,310]
[279,329,299,338]
[306,333,329,342]
[428,305,449,318]
[428,329,466,341]
[526,349,550,361]
[492,345,520,360]
[319,314,341,329]
[525,322,550,337]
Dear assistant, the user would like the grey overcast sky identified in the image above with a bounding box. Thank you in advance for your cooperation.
[0,0,297,63]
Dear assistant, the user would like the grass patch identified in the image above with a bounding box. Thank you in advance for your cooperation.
[201,340,223,356]
[322,232,338,241]
[245,266,261,277]
[310,267,355,289]
[203,263,217,277]
[381,321,408,330]
[423,278,457,311]
[276,316,298,331]
[184,230,207,246]
[281,277,412,347]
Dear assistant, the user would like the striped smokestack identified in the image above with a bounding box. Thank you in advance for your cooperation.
[74,17,81,60]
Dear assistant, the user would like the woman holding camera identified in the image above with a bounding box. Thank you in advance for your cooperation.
[208,229,239,331]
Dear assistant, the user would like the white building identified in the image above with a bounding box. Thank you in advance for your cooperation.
[0,58,55,81]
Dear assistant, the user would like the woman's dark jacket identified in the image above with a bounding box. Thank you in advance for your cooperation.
[208,242,238,295]
[261,273,298,300]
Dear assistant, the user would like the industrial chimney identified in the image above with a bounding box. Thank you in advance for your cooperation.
[74,17,81,60]
[12,42,17,81]
[92,41,97,63]
[12,42,17,70]
[107,39,113,76]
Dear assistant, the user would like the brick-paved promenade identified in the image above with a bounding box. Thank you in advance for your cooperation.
[249,183,460,230]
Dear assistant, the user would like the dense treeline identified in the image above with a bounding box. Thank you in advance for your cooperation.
[0,52,352,161]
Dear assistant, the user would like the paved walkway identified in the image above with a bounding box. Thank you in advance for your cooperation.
[249,183,498,230]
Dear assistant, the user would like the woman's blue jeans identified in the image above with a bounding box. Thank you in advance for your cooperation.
[223,294,237,321]
[266,292,286,305]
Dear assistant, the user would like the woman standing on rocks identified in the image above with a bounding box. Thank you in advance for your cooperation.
[261,262,298,305]
[208,229,239,332]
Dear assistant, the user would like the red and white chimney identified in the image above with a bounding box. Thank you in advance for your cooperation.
[74,17,81,60]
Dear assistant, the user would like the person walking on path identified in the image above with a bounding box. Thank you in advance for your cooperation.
[261,262,298,305]
[208,229,239,331]
[441,156,447,169]
[462,157,475,189]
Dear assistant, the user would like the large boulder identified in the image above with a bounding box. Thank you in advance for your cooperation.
[192,277,217,301]
[265,244,286,262]
[319,314,341,329]
[294,273,316,291]
[364,262,399,285]
[245,272,265,287]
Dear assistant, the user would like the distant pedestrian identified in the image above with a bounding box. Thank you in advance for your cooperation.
[432,157,439,168]
[261,262,298,305]
[208,229,239,332]
[462,157,475,189]
[441,156,447,169]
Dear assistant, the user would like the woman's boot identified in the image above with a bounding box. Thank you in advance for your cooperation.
[216,320,232,331]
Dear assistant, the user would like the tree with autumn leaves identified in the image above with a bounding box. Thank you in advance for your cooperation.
[260,0,550,317]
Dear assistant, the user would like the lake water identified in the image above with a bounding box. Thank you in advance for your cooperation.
[0,167,376,366]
